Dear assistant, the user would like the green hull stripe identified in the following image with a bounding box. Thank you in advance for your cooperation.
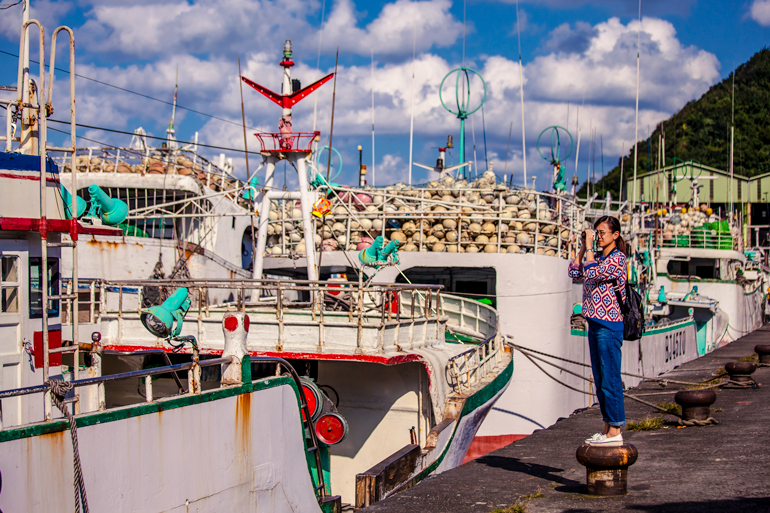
[571,319,694,337]
[406,357,514,487]
[0,374,326,501]
[0,375,294,442]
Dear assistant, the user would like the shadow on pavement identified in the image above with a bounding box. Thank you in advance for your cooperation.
[476,455,583,491]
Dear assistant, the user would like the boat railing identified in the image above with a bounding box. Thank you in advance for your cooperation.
[659,227,739,251]
[0,355,231,403]
[71,278,447,354]
[264,186,584,258]
[255,131,320,153]
[54,146,250,203]
[430,293,498,341]
[445,332,504,393]
[0,352,331,499]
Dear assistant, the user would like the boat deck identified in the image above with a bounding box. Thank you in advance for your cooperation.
[362,326,770,512]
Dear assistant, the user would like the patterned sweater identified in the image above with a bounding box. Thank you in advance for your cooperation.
[568,249,627,326]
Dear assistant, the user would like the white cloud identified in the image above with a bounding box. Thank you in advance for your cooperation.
[320,0,464,57]
[71,0,462,60]
[750,0,770,25]
[11,8,719,190]
[374,154,409,184]
[0,0,72,41]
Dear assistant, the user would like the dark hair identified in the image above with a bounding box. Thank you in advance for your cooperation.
[594,215,628,256]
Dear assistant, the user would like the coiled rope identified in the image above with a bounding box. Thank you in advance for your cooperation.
[46,379,89,513]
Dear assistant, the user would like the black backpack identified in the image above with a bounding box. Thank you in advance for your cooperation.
[612,280,644,341]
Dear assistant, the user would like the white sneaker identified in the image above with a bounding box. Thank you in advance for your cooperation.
[589,433,623,447]
[584,432,603,444]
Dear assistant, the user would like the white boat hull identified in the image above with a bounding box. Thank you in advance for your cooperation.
[0,378,326,513]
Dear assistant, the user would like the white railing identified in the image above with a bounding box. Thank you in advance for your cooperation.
[445,334,504,392]
[82,278,447,355]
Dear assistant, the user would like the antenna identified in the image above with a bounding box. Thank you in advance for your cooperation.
[312,0,327,132]
[619,142,625,200]
[632,0,641,205]
[408,17,416,185]
[371,46,375,186]
[515,0,527,188]
[439,67,486,178]
[166,65,178,148]
[504,121,512,177]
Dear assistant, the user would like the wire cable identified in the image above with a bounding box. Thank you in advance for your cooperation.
[47,119,265,156]
[0,49,264,132]
[0,0,22,9]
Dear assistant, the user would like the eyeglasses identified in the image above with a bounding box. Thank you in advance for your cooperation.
[596,230,614,237]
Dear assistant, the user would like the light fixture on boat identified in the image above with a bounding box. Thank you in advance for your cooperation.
[283,40,293,59]
[315,412,348,445]
[300,378,324,422]
[140,287,191,339]
[88,184,129,226]
[60,185,86,219]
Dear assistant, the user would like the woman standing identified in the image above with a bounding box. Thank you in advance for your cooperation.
[568,215,628,446]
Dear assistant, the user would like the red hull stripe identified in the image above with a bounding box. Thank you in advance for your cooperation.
[0,172,59,183]
[103,345,424,366]
[0,217,122,236]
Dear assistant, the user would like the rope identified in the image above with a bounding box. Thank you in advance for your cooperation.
[46,379,89,513]
[678,417,719,426]
[508,340,721,387]
[506,341,727,424]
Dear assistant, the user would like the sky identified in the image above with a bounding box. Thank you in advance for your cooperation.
[0,0,767,193]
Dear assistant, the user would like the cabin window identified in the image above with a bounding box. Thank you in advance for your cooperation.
[0,256,20,313]
[395,267,497,307]
[29,258,60,318]
[666,258,717,280]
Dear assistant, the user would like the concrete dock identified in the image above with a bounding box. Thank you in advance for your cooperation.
[363,327,770,512]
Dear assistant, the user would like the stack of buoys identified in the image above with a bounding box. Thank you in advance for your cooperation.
[263,172,579,259]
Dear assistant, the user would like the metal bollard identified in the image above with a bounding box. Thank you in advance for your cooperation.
[755,345,770,364]
[675,390,716,421]
[576,444,638,496]
[725,361,757,384]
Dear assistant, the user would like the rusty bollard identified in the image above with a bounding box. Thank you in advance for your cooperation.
[755,345,770,364]
[675,390,716,422]
[725,361,757,384]
[576,444,638,496]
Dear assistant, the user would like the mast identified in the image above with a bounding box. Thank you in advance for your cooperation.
[19,0,32,154]
[619,142,625,201]
[632,0,641,204]
[408,18,416,185]
[371,47,375,186]
[730,70,735,222]
[312,0,326,132]
[166,65,178,149]
[516,0,527,187]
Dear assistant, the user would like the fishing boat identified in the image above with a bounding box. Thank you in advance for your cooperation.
[0,23,513,511]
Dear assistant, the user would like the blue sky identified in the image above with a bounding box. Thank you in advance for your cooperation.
[0,0,767,192]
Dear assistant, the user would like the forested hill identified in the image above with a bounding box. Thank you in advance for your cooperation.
[578,48,770,199]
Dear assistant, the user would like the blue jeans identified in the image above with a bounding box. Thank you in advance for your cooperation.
[587,320,625,427]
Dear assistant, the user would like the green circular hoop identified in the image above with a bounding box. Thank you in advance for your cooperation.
[536,126,573,164]
[439,67,487,119]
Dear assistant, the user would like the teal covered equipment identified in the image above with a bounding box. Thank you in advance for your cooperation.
[140,287,191,338]
[60,185,86,219]
[359,236,400,266]
[88,184,129,226]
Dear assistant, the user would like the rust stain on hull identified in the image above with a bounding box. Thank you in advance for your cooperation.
[235,392,252,475]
